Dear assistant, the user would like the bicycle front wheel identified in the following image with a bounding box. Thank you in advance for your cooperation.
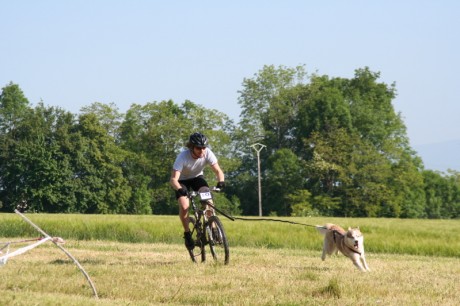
[187,217,206,263]
[206,216,229,265]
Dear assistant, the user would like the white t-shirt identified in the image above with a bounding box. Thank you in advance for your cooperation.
[173,148,218,180]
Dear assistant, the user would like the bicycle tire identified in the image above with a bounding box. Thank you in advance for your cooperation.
[206,216,229,265]
[187,217,206,263]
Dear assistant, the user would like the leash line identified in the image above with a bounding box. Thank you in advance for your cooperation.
[230,216,318,228]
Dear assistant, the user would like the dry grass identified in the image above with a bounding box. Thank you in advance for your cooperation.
[1,240,459,305]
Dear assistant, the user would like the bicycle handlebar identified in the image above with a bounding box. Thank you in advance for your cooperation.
[188,187,221,197]
[187,187,234,221]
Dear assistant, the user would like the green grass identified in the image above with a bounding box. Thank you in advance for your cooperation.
[1,214,459,257]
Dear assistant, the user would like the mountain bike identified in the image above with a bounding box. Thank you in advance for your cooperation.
[186,187,233,265]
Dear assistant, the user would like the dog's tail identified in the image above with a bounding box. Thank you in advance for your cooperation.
[316,225,328,236]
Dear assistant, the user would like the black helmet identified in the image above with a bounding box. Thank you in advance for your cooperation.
[189,132,208,147]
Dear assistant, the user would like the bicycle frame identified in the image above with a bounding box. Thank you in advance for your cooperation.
[188,190,215,250]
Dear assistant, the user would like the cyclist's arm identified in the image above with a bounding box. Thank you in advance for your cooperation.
[210,163,224,182]
[170,170,183,190]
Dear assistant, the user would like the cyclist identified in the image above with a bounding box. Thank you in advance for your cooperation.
[170,132,225,250]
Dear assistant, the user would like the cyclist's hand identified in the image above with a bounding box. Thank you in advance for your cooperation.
[216,181,225,191]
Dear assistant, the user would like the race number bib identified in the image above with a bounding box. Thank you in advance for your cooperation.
[199,192,212,201]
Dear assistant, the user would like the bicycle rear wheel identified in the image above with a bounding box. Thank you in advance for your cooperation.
[206,216,229,265]
[187,217,206,263]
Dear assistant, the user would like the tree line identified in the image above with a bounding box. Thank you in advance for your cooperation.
[1,65,459,218]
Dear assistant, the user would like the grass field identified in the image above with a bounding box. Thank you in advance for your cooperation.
[1,213,459,305]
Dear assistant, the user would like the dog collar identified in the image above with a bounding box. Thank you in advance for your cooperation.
[333,230,362,256]
[346,245,362,256]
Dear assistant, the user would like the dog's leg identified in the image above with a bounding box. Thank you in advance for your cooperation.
[360,254,370,272]
[321,239,327,261]
[352,258,366,272]
[349,254,367,272]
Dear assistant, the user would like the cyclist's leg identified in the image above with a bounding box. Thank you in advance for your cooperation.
[176,182,194,250]
[178,196,190,230]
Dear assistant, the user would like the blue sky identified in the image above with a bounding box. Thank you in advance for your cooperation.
[1,1,459,150]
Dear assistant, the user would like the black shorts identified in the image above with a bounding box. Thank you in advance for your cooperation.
[175,175,209,199]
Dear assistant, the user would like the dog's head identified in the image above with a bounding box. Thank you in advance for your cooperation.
[345,227,364,251]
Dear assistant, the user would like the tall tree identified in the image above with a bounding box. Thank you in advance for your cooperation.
[0,82,30,136]
[233,65,426,217]
[233,65,308,215]
[80,102,123,141]
[346,68,404,148]
[423,170,460,218]
[237,64,309,148]
[0,83,32,211]
[68,113,131,213]
[264,148,305,216]
[120,100,190,213]
[0,102,78,212]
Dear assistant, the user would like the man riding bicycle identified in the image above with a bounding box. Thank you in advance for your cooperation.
[170,132,225,250]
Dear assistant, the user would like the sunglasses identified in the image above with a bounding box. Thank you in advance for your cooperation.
[194,146,206,151]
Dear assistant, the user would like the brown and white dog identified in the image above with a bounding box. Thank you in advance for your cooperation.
[316,223,370,272]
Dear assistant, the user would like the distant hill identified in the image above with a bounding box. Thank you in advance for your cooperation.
[413,139,460,173]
